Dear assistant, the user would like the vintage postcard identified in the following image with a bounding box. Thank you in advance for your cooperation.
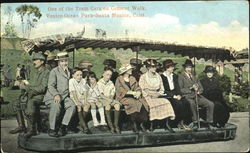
[0,1,249,153]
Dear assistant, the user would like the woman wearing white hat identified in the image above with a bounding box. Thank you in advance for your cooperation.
[115,64,149,133]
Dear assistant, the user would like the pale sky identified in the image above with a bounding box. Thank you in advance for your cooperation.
[1,1,249,51]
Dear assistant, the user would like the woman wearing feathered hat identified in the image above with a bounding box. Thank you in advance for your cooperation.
[115,64,149,133]
[139,59,175,133]
[161,59,191,130]
[200,66,230,127]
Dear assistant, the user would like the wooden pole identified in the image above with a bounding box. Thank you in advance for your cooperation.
[73,48,76,68]
[193,57,196,76]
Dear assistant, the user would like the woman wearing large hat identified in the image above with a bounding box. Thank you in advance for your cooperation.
[115,64,149,133]
[200,66,230,127]
[139,59,175,132]
[161,59,191,130]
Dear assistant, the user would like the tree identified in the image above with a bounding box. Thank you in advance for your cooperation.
[3,23,18,38]
[16,5,42,38]
[3,6,17,38]
[4,6,14,23]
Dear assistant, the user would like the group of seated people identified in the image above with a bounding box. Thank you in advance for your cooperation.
[9,52,230,138]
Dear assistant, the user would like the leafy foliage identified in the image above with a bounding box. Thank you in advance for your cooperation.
[16,4,42,38]
[3,23,18,38]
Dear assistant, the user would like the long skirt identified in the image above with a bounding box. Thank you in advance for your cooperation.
[200,101,230,127]
[120,97,149,123]
[130,106,148,123]
[145,97,175,121]
[167,98,192,127]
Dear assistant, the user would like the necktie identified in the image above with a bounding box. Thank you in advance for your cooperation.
[189,74,193,80]
[64,69,68,76]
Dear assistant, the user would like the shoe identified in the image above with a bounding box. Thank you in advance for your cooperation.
[9,126,26,134]
[182,124,192,131]
[9,111,26,134]
[110,128,115,134]
[149,122,154,132]
[99,122,107,126]
[140,123,147,133]
[166,123,175,133]
[48,129,59,138]
[192,123,199,131]
[58,125,67,137]
[115,126,121,134]
[93,122,100,127]
[177,123,191,131]
[132,121,139,134]
[81,128,92,134]
[208,123,217,130]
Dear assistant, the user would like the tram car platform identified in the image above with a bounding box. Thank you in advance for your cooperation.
[18,122,237,152]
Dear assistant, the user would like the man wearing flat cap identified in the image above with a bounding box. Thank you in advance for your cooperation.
[43,52,76,137]
[178,59,215,130]
[130,58,143,82]
[103,59,119,84]
[10,52,50,138]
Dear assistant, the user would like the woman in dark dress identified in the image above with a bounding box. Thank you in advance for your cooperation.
[200,66,230,127]
[161,59,192,130]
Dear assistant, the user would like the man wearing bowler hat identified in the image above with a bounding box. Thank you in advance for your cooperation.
[178,59,215,130]
[43,52,76,137]
[10,52,50,138]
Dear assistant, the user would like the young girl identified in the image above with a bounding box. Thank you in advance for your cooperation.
[69,67,91,134]
[86,71,107,127]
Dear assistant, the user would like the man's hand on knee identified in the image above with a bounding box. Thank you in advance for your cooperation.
[54,95,61,104]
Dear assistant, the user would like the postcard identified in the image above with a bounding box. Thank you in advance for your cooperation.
[0,1,249,153]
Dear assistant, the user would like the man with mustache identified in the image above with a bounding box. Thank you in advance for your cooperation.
[43,52,76,137]
[10,52,50,138]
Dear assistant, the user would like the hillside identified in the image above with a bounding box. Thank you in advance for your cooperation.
[0,37,247,81]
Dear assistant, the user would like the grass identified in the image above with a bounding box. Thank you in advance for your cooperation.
[1,88,22,118]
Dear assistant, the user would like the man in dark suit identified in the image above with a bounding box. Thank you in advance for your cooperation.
[161,59,191,130]
[178,59,215,130]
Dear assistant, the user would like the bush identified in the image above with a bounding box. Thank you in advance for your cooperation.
[239,81,250,98]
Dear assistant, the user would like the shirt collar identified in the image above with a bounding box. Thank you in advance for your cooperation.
[163,71,173,77]
[100,78,110,85]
